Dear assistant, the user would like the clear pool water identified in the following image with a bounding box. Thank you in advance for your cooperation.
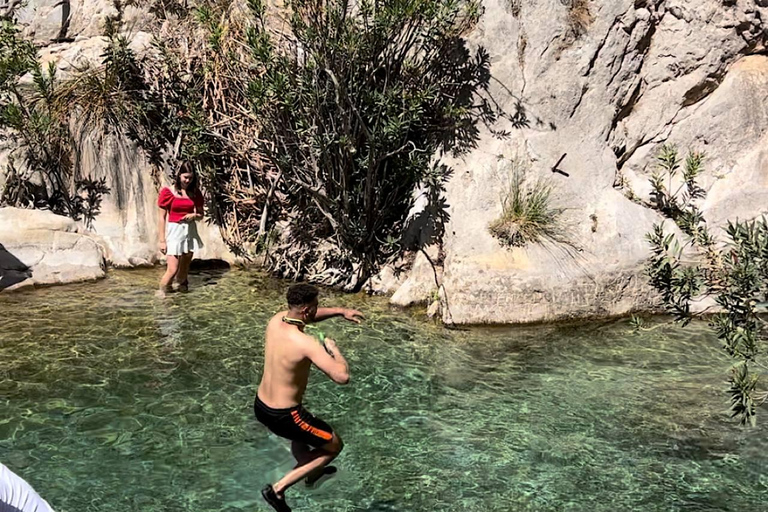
[1,268,766,511]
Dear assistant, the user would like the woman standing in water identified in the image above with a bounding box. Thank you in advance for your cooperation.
[157,162,205,294]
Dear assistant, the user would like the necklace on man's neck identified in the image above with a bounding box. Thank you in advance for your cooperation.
[282,316,305,327]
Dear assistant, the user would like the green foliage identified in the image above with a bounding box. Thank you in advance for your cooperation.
[124,0,191,19]
[73,177,111,229]
[645,145,768,426]
[649,144,711,245]
[0,20,35,90]
[0,20,111,226]
[489,166,565,247]
[645,223,701,324]
[629,314,645,331]
[245,0,495,288]
[60,25,158,149]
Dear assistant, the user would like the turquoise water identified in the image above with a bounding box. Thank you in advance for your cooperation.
[1,268,766,512]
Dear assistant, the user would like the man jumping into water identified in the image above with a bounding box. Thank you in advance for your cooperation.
[255,283,363,512]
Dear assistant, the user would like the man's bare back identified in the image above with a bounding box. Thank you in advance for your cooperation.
[257,311,316,409]
[254,284,363,512]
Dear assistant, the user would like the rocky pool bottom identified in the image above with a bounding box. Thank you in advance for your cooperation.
[1,268,766,511]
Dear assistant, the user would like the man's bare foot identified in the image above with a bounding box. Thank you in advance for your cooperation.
[305,465,337,488]
[261,485,291,512]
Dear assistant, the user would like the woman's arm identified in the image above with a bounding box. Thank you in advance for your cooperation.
[182,193,204,222]
[158,208,168,254]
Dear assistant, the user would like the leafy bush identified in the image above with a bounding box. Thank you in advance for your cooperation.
[58,16,160,150]
[245,0,496,288]
[645,145,768,426]
[0,20,111,226]
[489,164,565,247]
[649,145,711,244]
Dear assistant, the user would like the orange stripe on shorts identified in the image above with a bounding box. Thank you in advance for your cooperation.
[291,410,333,441]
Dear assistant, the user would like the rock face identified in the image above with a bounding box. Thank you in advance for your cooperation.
[15,1,151,44]
[389,0,768,324]
[0,207,106,290]
[75,135,237,268]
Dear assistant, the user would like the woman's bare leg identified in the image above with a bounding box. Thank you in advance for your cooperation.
[175,252,194,290]
[159,255,179,292]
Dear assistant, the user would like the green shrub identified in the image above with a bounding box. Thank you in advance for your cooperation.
[646,145,768,426]
[245,0,496,288]
[0,20,111,225]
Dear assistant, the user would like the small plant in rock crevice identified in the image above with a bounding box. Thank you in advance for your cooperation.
[564,0,592,38]
[489,162,566,248]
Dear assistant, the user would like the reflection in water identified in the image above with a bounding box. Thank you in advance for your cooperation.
[0,268,766,512]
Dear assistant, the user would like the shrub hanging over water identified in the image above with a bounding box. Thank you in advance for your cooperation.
[645,145,768,426]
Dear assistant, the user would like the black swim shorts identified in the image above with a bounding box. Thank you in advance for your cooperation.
[254,396,335,448]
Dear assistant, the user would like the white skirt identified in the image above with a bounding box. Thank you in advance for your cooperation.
[166,221,204,256]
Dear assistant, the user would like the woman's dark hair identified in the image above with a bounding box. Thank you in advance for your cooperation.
[287,283,319,307]
[174,161,200,196]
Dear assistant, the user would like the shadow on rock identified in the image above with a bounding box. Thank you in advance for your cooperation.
[0,242,31,291]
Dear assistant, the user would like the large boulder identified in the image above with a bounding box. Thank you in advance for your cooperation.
[0,207,106,291]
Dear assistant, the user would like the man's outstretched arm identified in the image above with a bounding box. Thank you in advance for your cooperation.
[304,337,350,384]
[313,307,365,323]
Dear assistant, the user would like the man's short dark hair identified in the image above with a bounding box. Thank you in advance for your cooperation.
[287,283,319,307]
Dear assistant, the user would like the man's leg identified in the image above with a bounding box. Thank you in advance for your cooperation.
[273,433,343,495]
[291,441,338,486]
[291,441,313,465]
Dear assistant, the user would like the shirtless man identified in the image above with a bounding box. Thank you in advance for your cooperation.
[255,283,363,512]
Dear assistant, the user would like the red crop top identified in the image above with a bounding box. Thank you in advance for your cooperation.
[158,187,204,223]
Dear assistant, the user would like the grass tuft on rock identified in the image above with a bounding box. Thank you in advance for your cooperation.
[489,168,565,247]
[565,0,592,38]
